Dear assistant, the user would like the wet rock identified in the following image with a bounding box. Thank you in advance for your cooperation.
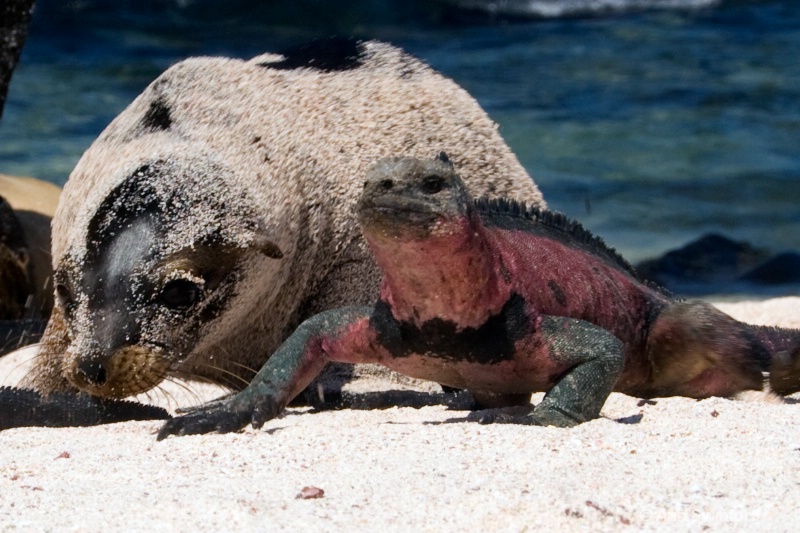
[635,233,769,288]
[636,233,800,294]
[739,252,800,285]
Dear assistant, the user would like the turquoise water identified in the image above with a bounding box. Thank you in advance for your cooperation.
[0,0,798,268]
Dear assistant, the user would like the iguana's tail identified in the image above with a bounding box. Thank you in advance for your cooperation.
[750,325,800,395]
[0,386,170,431]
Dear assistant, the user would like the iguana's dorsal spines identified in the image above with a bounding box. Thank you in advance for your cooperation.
[473,196,665,293]
[436,151,453,167]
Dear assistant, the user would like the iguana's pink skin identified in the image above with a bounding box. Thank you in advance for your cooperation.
[158,154,800,438]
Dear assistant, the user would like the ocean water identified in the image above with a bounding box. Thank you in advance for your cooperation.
[0,0,798,275]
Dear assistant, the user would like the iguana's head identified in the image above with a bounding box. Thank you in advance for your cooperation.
[358,152,474,243]
[358,154,511,328]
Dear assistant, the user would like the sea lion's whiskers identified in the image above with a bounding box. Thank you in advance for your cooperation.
[161,376,205,407]
[1,343,42,385]
[220,359,259,379]
[151,382,182,412]
[129,373,169,404]
[173,360,251,389]
[206,344,259,378]
[189,362,251,388]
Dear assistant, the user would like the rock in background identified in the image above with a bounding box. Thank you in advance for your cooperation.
[1,0,35,120]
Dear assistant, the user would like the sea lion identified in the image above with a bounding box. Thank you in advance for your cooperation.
[25,38,543,401]
[0,174,62,318]
[0,194,29,320]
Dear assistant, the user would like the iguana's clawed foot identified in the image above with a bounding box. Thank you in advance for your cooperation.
[174,392,238,415]
[157,394,280,440]
[468,403,586,428]
[467,405,535,424]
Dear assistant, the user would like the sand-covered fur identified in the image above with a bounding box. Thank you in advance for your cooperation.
[26,39,542,400]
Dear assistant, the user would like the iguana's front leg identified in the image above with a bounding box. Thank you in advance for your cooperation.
[472,316,625,427]
[157,306,374,440]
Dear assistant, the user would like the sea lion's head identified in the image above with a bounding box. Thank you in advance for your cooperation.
[53,160,283,398]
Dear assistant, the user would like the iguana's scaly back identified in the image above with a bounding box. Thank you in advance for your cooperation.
[474,197,668,296]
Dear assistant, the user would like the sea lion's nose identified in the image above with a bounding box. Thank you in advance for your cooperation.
[76,358,108,387]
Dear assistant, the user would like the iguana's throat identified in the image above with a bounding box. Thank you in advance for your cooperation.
[365,214,511,330]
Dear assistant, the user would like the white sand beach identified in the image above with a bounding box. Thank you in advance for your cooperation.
[1,297,799,532]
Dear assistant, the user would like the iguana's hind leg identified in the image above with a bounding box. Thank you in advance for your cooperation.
[642,300,765,398]
[472,316,625,428]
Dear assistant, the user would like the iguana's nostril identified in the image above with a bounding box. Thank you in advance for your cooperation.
[379,179,393,190]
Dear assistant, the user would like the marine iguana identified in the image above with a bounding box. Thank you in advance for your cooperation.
[157,153,800,438]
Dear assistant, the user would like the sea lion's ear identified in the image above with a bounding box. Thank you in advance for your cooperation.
[436,151,453,167]
[250,233,283,259]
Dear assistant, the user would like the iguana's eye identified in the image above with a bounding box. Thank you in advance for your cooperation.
[421,175,445,194]
[160,279,202,310]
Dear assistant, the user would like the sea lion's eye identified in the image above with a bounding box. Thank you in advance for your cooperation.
[55,284,74,311]
[160,279,202,310]
[421,175,445,194]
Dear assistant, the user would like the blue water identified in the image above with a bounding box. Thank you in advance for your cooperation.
[1,0,798,272]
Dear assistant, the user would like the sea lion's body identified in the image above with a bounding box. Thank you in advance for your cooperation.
[26,39,542,399]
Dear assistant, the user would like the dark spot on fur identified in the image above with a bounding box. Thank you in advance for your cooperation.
[141,99,173,132]
[548,279,567,307]
[370,293,531,364]
[260,38,364,72]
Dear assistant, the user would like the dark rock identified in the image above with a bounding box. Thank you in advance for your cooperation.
[637,233,800,294]
[739,252,800,285]
[635,233,770,288]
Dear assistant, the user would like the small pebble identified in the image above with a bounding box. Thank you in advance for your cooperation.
[296,486,325,500]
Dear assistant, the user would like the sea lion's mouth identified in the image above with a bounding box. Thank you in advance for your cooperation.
[66,344,171,399]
